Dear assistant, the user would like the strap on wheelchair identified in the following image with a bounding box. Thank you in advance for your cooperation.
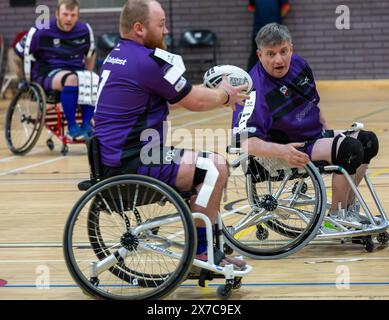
[198,248,226,287]
[86,136,103,182]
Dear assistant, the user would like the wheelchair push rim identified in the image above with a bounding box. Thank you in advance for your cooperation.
[222,160,326,260]
[63,174,196,300]
[5,82,46,155]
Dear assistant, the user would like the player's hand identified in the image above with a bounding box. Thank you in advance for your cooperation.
[282,143,310,168]
[219,75,250,109]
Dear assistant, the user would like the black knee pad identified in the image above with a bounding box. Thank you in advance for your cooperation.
[356,130,379,164]
[61,71,77,87]
[193,151,209,186]
[332,136,364,175]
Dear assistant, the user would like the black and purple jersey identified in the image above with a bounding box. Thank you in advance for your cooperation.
[14,17,95,79]
[232,53,323,145]
[94,39,192,168]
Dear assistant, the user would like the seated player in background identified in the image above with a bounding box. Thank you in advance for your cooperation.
[14,0,96,140]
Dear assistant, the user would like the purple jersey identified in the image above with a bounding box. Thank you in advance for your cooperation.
[94,39,192,167]
[232,53,323,144]
[15,18,94,79]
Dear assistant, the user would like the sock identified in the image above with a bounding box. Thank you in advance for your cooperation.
[196,227,207,255]
[61,86,78,129]
[80,104,95,129]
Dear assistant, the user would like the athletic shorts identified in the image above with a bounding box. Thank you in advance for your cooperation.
[297,130,335,158]
[33,68,63,91]
[102,146,185,187]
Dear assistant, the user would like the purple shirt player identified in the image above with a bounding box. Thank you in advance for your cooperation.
[232,52,324,157]
[94,39,192,185]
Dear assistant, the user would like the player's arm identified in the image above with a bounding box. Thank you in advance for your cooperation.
[242,136,309,168]
[175,77,249,112]
[84,52,96,71]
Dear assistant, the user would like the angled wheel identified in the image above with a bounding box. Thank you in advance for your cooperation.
[222,156,326,259]
[64,174,196,300]
[5,82,46,155]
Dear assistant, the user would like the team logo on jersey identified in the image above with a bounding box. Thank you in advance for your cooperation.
[280,85,290,97]
[297,76,310,87]
[53,38,61,47]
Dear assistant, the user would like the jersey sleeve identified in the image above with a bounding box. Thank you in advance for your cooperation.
[85,23,96,58]
[14,27,39,59]
[305,60,320,105]
[232,90,272,144]
[140,50,192,104]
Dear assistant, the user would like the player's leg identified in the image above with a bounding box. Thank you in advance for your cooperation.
[52,71,83,140]
[311,135,364,214]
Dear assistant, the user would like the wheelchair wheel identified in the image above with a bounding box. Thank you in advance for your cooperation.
[222,157,326,259]
[5,82,46,155]
[63,174,196,300]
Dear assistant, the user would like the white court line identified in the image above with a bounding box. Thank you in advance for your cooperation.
[0,147,47,163]
[0,157,65,177]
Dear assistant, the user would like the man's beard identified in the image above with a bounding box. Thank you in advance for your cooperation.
[144,34,167,50]
[57,19,75,32]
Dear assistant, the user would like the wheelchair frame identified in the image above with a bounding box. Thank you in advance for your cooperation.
[5,81,85,156]
[225,147,389,254]
[63,137,252,300]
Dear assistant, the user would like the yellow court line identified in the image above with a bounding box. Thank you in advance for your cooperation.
[234,226,256,240]
[368,169,389,179]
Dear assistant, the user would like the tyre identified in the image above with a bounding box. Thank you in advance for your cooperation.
[63,174,196,300]
[222,156,326,259]
[5,82,46,155]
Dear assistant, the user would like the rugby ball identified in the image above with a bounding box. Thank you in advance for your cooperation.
[203,65,253,93]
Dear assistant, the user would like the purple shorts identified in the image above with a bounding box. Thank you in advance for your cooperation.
[33,68,63,91]
[103,146,185,188]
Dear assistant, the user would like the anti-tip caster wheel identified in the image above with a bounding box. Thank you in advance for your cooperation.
[216,283,232,300]
[61,144,69,156]
[223,243,234,255]
[377,232,389,245]
[232,277,242,290]
[256,224,269,240]
[362,236,375,252]
[46,139,54,151]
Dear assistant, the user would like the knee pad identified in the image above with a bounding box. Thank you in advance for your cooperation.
[356,130,379,164]
[332,136,364,175]
[60,71,77,87]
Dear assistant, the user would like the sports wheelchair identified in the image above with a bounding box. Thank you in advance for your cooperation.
[5,81,85,156]
[222,138,389,258]
[63,137,253,300]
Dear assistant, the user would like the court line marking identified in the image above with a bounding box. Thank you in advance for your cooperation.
[0,147,47,163]
[2,282,389,289]
[353,105,389,121]
[0,157,65,177]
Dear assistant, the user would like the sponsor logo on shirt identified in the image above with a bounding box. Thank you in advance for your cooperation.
[53,38,61,48]
[296,103,314,122]
[174,77,187,92]
[233,127,256,134]
[280,85,290,97]
[73,38,86,45]
[104,56,127,66]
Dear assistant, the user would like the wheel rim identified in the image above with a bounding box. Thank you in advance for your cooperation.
[5,83,46,155]
[64,175,196,300]
[222,157,325,259]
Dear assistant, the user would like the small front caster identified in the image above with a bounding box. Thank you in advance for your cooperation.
[46,139,54,151]
[362,236,375,252]
[377,232,389,245]
[217,283,232,299]
[232,277,242,290]
[223,243,234,255]
[61,144,69,156]
[256,224,269,240]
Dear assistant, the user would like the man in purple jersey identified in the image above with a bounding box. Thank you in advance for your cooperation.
[94,0,250,268]
[232,23,379,219]
[14,0,96,140]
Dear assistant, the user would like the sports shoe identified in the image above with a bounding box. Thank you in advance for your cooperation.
[80,122,93,139]
[195,250,247,271]
[66,124,84,141]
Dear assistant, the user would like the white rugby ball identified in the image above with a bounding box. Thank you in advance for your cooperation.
[203,65,253,93]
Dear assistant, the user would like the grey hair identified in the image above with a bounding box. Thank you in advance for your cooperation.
[255,23,292,49]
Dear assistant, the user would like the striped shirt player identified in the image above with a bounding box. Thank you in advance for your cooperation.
[14,17,95,92]
[232,53,324,157]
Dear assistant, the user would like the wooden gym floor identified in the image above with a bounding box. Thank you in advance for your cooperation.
[0,80,389,300]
